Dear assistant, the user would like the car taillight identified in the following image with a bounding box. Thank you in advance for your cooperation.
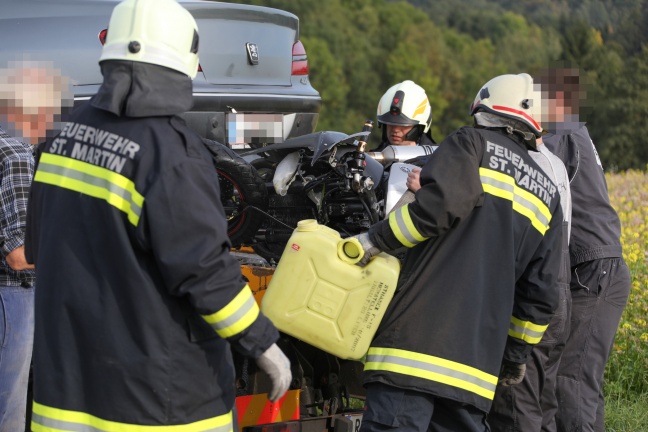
[99,29,107,45]
[291,40,308,76]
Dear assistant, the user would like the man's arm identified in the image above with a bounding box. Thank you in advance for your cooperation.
[369,127,484,252]
[504,204,563,364]
[143,153,278,358]
[0,153,35,270]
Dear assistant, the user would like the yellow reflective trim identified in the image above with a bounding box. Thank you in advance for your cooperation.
[508,316,548,344]
[388,205,427,248]
[508,329,542,344]
[35,153,144,226]
[510,316,548,333]
[481,168,552,220]
[483,182,548,235]
[31,401,233,431]
[412,98,429,118]
[480,168,552,235]
[202,285,259,338]
[365,347,497,400]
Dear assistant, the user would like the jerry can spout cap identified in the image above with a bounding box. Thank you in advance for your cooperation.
[297,219,319,232]
[338,238,364,265]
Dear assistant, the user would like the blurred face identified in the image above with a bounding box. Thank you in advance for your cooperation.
[547,90,570,123]
[6,107,57,145]
[386,124,417,146]
[1,66,67,145]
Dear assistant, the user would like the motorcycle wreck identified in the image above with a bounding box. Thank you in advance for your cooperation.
[201,123,437,429]
[204,121,438,263]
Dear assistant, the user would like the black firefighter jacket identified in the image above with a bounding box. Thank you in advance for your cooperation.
[25,61,278,431]
[365,126,563,413]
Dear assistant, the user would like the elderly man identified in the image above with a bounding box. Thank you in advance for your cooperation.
[0,60,69,431]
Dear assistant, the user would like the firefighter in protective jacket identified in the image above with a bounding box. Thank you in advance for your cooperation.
[356,74,563,431]
[25,0,290,430]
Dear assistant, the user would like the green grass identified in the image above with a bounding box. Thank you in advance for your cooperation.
[604,389,648,431]
[604,169,648,430]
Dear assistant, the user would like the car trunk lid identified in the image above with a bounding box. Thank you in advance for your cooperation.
[185,2,299,86]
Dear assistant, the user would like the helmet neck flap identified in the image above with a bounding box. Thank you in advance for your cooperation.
[473,111,537,149]
[92,60,193,117]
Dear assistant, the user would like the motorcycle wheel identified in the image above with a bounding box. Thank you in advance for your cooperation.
[210,145,268,247]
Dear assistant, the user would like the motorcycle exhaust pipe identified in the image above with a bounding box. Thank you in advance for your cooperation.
[367,144,438,165]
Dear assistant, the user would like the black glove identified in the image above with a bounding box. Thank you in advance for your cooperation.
[498,359,526,386]
[353,232,382,266]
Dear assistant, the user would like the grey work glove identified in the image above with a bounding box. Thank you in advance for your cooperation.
[354,232,382,266]
[498,359,526,386]
[255,343,292,402]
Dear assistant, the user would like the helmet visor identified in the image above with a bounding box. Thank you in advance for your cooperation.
[377,111,419,127]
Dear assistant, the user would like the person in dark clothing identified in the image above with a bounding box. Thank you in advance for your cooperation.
[373,80,435,152]
[24,0,290,430]
[488,134,572,432]
[354,73,563,432]
[540,67,630,432]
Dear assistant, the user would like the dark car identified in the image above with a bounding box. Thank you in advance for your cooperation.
[0,0,322,149]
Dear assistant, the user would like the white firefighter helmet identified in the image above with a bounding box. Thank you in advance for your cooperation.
[99,0,200,79]
[470,73,543,137]
[377,80,432,140]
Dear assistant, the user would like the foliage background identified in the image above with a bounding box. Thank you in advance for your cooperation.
[228,0,648,171]
[224,2,648,426]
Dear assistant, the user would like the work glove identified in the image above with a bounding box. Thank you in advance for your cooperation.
[255,343,292,402]
[354,232,382,267]
[498,359,526,386]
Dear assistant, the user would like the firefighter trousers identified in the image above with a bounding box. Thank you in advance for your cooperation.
[488,282,571,432]
[360,382,490,432]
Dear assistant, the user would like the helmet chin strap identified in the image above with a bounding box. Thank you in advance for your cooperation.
[505,125,537,149]
[404,125,424,142]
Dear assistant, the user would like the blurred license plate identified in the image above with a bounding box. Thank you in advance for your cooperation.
[227,113,283,149]
[345,413,363,431]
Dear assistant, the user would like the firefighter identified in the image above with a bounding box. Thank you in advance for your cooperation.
[24,0,290,430]
[374,80,436,152]
[355,73,563,431]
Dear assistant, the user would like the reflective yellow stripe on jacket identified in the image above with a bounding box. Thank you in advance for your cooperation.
[202,284,259,338]
[479,167,552,235]
[508,316,548,344]
[388,204,428,248]
[31,402,233,432]
[364,347,498,400]
[34,153,144,226]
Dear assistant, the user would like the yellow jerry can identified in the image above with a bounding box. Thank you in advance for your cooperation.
[261,220,401,360]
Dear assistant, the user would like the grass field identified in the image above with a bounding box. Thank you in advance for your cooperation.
[604,169,648,431]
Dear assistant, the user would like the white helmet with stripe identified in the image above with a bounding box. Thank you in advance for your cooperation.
[470,73,543,137]
[377,80,432,142]
[99,0,200,79]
